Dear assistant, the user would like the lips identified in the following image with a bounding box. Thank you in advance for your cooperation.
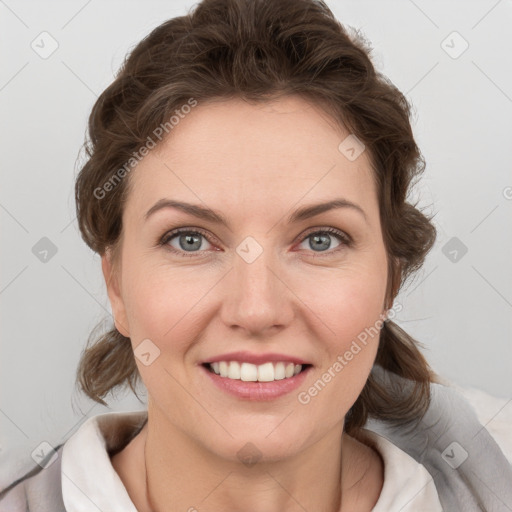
[200,351,313,401]
[201,360,312,400]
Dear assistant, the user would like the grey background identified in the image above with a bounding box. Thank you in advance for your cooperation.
[1,0,511,475]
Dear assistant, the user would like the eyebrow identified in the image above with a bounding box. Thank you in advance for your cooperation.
[144,198,368,226]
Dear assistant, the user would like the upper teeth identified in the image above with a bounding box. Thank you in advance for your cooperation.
[209,361,303,382]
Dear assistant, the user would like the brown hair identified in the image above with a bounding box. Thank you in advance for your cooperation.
[75,0,437,435]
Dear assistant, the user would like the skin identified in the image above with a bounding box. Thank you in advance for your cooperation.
[104,95,392,511]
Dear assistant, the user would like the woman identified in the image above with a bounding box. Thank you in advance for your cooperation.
[1,0,511,510]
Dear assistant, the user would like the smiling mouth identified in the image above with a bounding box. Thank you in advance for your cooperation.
[202,361,312,382]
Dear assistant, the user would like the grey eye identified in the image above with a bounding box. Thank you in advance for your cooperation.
[168,232,211,252]
[299,232,342,252]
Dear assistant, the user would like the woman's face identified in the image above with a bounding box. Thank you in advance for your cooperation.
[103,95,390,461]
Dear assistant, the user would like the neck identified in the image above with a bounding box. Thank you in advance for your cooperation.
[146,424,342,512]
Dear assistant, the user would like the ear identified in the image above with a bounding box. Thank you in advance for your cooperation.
[101,250,130,337]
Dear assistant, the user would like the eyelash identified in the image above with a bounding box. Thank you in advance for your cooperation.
[158,226,353,258]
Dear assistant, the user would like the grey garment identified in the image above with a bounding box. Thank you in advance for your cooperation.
[0,445,66,512]
[2,370,511,511]
[366,367,512,512]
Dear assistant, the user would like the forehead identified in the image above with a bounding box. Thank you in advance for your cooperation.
[126,95,377,220]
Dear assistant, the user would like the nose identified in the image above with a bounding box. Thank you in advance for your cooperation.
[220,244,294,337]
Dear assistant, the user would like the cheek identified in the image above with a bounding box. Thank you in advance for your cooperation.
[121,261,213,350]
[295,264,386,409]
[298,258,387,346]
[121,265,208,406]
[329,281,386,351]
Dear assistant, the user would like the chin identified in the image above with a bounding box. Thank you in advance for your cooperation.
[194,416,314,464]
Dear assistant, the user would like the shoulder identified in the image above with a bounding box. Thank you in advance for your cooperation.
[0,445,65,512]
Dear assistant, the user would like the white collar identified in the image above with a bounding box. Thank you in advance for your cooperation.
[61,411,146,512]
